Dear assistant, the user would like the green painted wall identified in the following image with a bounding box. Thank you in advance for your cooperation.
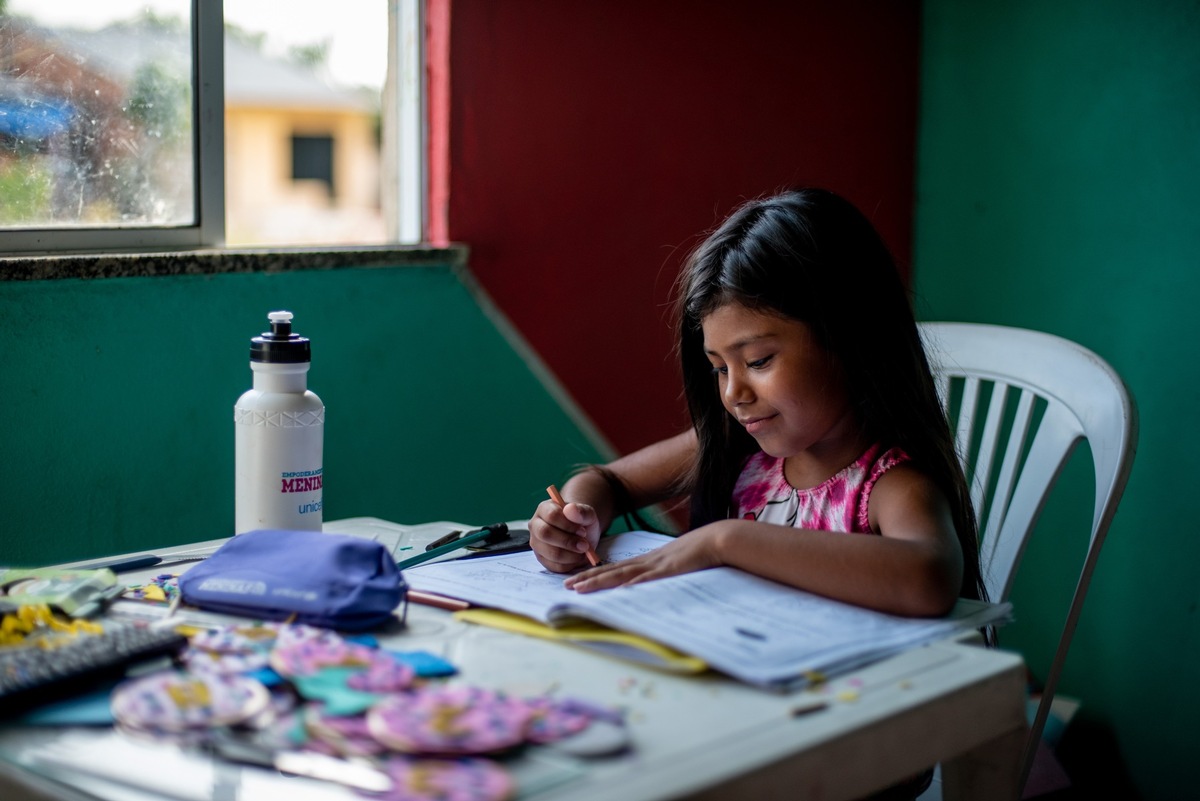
[0,263,604,567]
[916,2,1199,798]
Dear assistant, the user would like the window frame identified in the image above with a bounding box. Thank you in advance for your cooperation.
[1,0,425,256]
[392,0,425,243]
[0,1,223,254]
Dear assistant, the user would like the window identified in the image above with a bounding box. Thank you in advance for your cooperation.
[0,0,222,251]
[291,134,335,195]
[0,0,424,254]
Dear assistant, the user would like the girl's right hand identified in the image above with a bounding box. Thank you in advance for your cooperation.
[529,498,602,573]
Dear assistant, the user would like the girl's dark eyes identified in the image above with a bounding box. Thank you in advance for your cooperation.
[709,355,770,376]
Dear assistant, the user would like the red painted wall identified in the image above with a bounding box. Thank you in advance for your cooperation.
[431,0,919,456]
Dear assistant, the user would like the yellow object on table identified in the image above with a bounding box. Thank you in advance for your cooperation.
[0,604,103,646]
[454,608,708,674]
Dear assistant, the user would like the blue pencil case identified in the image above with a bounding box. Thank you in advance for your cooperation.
[179,529,406,631]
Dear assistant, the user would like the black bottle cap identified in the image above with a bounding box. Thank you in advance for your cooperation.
[249,311,311,364]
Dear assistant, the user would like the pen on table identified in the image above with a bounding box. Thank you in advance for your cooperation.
[547,484,600,567]
[424,529,463,551]
[789,698,829,718]
[395,524,508,570]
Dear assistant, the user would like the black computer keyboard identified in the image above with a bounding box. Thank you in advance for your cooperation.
[0,621,188,719]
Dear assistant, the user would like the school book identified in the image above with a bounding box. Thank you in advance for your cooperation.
[402,531,1012,691]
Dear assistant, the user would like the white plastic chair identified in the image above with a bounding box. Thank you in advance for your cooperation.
[919,321,1138,794]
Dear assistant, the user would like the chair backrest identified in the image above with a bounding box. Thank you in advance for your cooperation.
[918,322,1138,789]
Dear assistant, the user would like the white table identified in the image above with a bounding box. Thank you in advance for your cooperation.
[0,519,1028,801]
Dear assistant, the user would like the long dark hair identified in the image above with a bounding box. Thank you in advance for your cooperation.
[675,188,986,602]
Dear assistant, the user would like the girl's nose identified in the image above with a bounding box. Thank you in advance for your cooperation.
[724,369,753,405]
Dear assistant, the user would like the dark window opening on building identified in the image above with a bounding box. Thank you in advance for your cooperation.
[292,134,334,196]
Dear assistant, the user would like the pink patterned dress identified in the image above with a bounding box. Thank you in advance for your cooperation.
[731,443,910,533]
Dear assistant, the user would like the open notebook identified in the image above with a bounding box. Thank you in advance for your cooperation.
[321,519,703,672]
[404,531,1012,692]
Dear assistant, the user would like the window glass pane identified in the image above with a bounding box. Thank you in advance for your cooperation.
[223,1,388,246]
[0,1,195,229]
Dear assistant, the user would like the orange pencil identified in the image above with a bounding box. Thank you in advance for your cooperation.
[547,484,600,566]
[407,589,471,612]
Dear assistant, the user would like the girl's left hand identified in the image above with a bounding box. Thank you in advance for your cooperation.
[563,526,723,593]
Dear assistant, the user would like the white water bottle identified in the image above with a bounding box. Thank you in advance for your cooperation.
[234,311,325,533]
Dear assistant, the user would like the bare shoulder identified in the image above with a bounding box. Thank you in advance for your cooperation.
[867,463,956,543]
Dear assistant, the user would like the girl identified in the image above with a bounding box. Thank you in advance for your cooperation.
[529,187,986,618]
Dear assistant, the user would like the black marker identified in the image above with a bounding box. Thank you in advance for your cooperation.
[68,554,163,573]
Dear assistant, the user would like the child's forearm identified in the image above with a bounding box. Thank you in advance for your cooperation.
[584,429,697,520]
[708,519,963,617]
